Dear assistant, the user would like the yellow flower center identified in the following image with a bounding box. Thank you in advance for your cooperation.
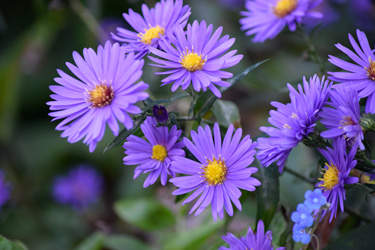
[138,25,165,45]
[273,0,298,18]
[319,162,340,191]
[151,144,167,162]
[365,57,375,81]
[180,49,206,72]
[202,157,227,186]
[88,83,114,108]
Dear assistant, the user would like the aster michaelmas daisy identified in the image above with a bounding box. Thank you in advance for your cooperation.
[112,0,191,59]
[48,42,149,152]
[257,75,331,173]
[220,220,285,250]
[319,87,364,150]
[123,117,185,188]
[149,20,243,98]
[328,29,375,113]
[316,138,359,222]
[240,0,322,43]
[0,170,11,209]
[170,123,260,220]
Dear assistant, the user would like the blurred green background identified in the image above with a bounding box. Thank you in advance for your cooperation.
[0,0,375,249]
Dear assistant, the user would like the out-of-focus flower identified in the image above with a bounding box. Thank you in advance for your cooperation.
[291,203,314,227]
[328,29,375,114]
[292,224,311,244]
[257,75,331,173]
[53,166,103,209]
[220,220,285,250]
[0,170,11,209]
[170,123,260,220]
[319,86,364,150]
[47,42,149,152]
[123,117,185,187]
[218,0,245,10]
[240,0,323,43]
[316,138,359,222]
[112,0,191,59]
[304,188,327,210]
[153,105,169,123]
[149,20,243,98]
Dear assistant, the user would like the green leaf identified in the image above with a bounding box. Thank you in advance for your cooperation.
[254,161,280,230]
[211,100,240,127]
[194,60,268,120]
[104,235,149,250]
[104,115,147,153]
[114,198,175,231]
[0,235,28,250]
[324,222,375,250]
[75,232,105,250]
[163,219,224,250]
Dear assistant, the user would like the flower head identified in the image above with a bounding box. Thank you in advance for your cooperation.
[0,170,11,209]
[47,42,149,152]
[153,105,169,123]
[316,138,359,222]
[257,75,331,173]
[123,117,185,187]
[304,188,327,210]
[328,29,375,113]
[149,20,243,98]
[170,123,260,220]
[240,0,323,43]
[53,166,103,209]
[292,224,311,244]
[319,86,364,150]
[291,203,314,227]
[112,0,191,59]
[220,220,285,250]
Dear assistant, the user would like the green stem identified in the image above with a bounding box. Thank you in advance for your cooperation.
[284,166,315,185]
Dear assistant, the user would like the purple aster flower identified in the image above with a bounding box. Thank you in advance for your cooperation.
[123,116,185,188]
[328,29,375,113]
[257,75,331,173]
[0,170,11,209]
[220,220,285,250]
[47,42,149,152]
[239,0,323,43]
[170,123,260,220]
[153,105,169,123]
[112,0,191,59]
[319,86,364,150]
[316,138,359,222]
[292,224,311,244]
[148,20,243,98]
[304,188,327,210]
[291,203,314,227]
[53,166,103,209]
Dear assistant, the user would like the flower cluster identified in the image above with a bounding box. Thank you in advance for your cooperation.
[0,170,11,210]
[291,189,327,244]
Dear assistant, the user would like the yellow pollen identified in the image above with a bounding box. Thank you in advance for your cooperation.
[180,49,206,72]
[291,113,299,119]
[88,83,114,108]
[365,57,375,81]
[283,124,292,129]
[318,162,339,191]
[151,144,167,162]
[273,0,298,18]
[202,157,227,186]
[138,25,165,45]
[339,116,357,128]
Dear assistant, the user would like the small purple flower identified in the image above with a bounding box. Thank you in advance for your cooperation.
[0,170,11,209]
[328,29,375,113]
[257,75,331,173]
[316,138,359,222]
[319,86,364,150]
[220,220,285,250]
[112,0,191,59]
[47,42,149,152]
[123,116,185,188]
[170,123,260,220]
[153,105,169,123]
[292,224,311,244]
[53,166,103,209]
[304,188,327,210]
[149,20,243,98]
[291,203,314,227]
[240,0,323,43]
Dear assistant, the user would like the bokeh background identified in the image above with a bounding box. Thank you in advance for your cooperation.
[1,0,375,249]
